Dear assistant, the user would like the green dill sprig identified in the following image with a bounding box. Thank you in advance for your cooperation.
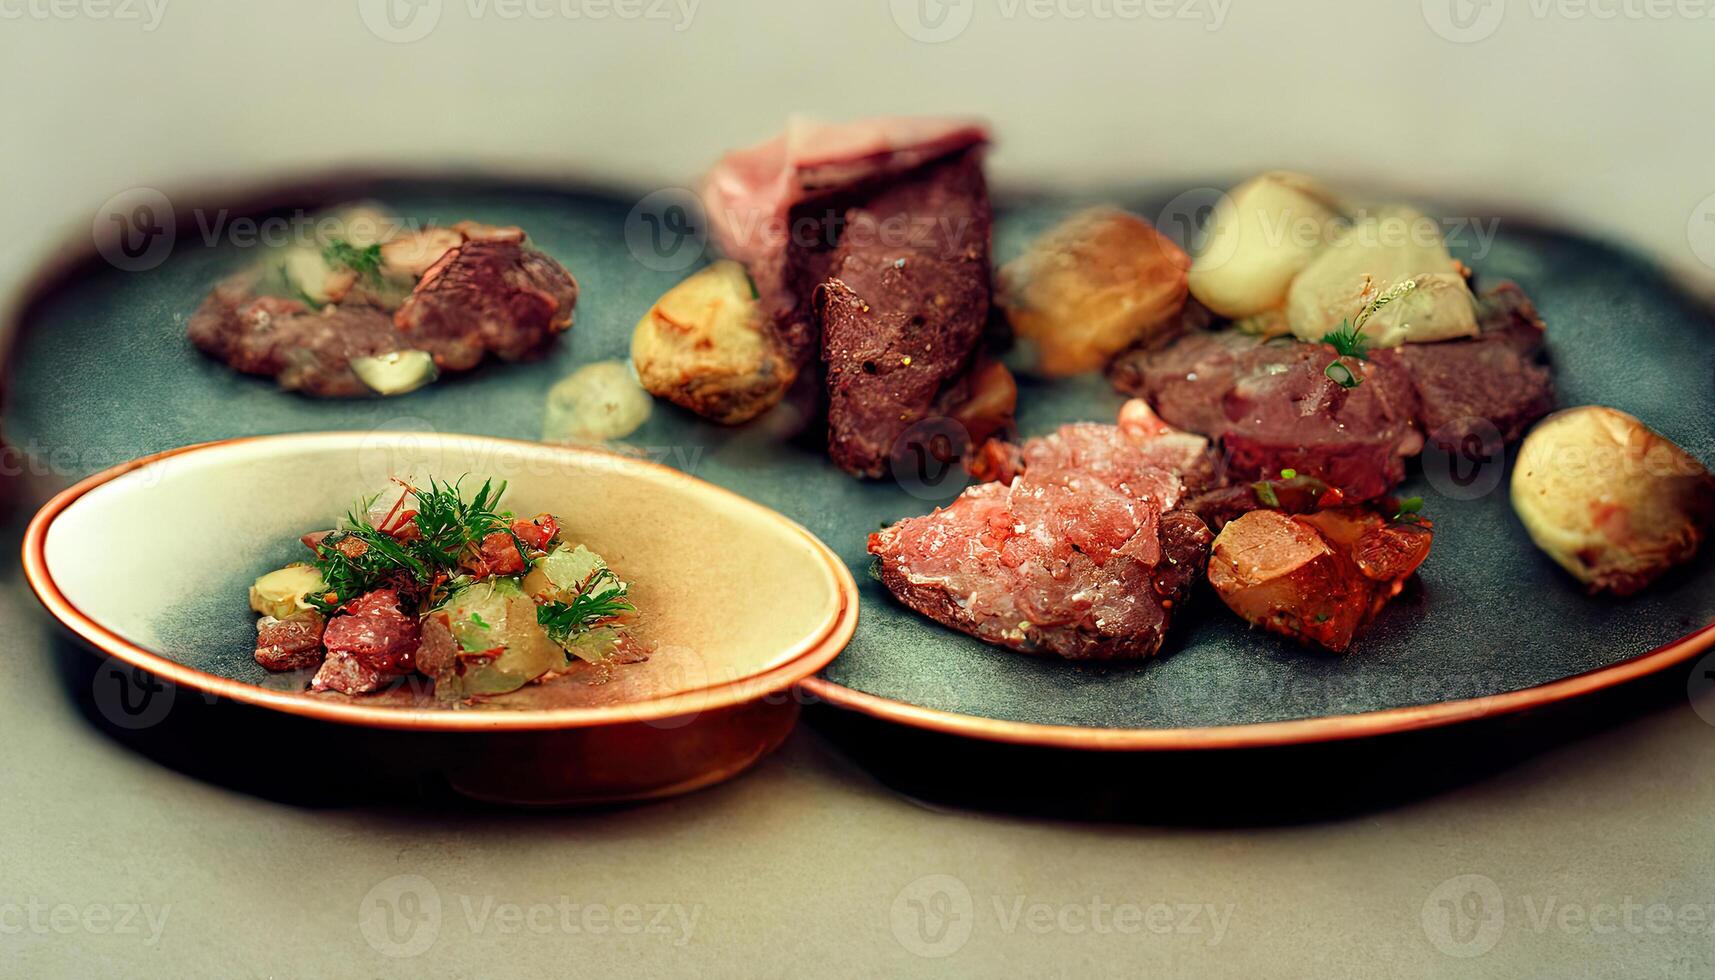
[1393,496,1425,522]
[322,239,385,284]
[536,568,634,646]
[1321,278,1421,389]
[307,509,430,614]
[410,477,528,571]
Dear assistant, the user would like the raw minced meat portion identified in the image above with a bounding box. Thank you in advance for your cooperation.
[869,401,1213,661]
[312,589,419,694]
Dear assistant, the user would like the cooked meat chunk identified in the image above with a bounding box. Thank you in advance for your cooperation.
[702,116,989,370]
[253,610,327,671]
[187,279,408,397]
[1208,507,1433,653]
[1379,282,1554,454]
[1109,281,1554,500]
[312,588,419,693]
[869,402,1213,660]
[394,240,578,371]
[816,150,995,476]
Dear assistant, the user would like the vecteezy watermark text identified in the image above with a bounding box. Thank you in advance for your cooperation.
[357,0,698,43]
[0,0,168,30]
[0,900,169,948]
[890,0,1230,43]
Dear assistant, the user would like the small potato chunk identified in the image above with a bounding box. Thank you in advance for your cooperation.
[631,260,794,424]
[249,563,326,619]
[1187,172,1345,319]
[1511,406,1715,595]
[998,207,1190,376]
[1284,206,1478,347]
[1209,507,1432,652]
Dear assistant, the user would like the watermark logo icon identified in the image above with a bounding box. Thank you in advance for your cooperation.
[1156,186,1234,270]
[891,874,974,958]
[356,417,444,489]
[360,874,442,957]
[890,416,974,502]
[1421,418,1506,501]
[91,659,175,731]
[625,188,708,273]
[1422,0,1505,42]
[1421,874,1505,957]
[359,0,443,42]
[93,188,174,273]
[1687,192,1715,271]
[890,0,974,41]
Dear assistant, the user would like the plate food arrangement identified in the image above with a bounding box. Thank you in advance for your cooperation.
[12,115,1715,763]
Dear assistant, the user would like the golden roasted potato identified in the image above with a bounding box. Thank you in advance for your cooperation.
[631,260,794,424]
[1284,206,1478,347]
[1511,406,1715,595]
[998,207,1190,376]
[1186,172,1344,319]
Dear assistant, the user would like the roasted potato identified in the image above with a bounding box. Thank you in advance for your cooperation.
[1186,172,1345,319]
[631,260,794,424]
[998,207,1190,376]
[1511,406,1715,595]
[1284,206,1478,347]
[1208,506,1432,652]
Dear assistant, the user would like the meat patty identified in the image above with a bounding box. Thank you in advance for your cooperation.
[816,149,994,477]
[187,279,408,397]
[869,402,1213,661]
[394,240,579,371]
[1109,281,1554,500]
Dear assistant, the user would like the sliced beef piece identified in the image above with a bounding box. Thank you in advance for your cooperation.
[869,402,1213,661]
[253,610,327,672]
[1376,282,1554,455]
[394,240,578,371]
[815,148,995,477]
[187,277,408,397]
[312,588,419,694]
[702,116,989,370]
[1111,327,1422,500]
[1110,281,1554,502]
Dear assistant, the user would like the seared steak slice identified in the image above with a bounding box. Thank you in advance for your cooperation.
[869,402,1213,661]
[1110,281,1554,501]
[1111,327,1422,500]
[395,240,578,371]
[1378,282,1554,454]
[816,149,994,476]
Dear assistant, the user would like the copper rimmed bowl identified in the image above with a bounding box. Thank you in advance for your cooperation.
[22,432,859,804]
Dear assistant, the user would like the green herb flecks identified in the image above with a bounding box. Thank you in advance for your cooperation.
[1253,481,1281,508]
[537,567,634,646]
[1393,496,1425,522]
[322,239,385,285]
[1320,278,1421,388]
[306,510,430,615]
[410,477,528,571]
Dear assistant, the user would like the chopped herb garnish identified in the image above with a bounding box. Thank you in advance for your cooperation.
[1254,481,1281,508]
[868,556,884,582]
[1393,496,1425,522]
[1320,278,1421,388]
[468,612,491,630]
[322,239,385,284]
[1280,468,1297,480]
[537,568,634,646]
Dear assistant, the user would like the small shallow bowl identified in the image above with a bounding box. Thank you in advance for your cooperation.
[22,432,858,804]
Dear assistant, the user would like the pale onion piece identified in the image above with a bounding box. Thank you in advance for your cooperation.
[280,245,357,306]
[351,350,438,396]
[248,563,326,619]
[1511,406,1715,595]
[998,207,1190,376]
[380,228,464,280]
[317,204,397,248]
[541,360,653,443]
[631,260,794,425]
[1284,206,1479,347]
[1186,172,1345,319]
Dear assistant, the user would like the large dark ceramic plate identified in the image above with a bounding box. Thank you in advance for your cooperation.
[7,176,1715,749]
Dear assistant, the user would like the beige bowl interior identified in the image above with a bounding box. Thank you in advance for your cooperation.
[41,433,847,712]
